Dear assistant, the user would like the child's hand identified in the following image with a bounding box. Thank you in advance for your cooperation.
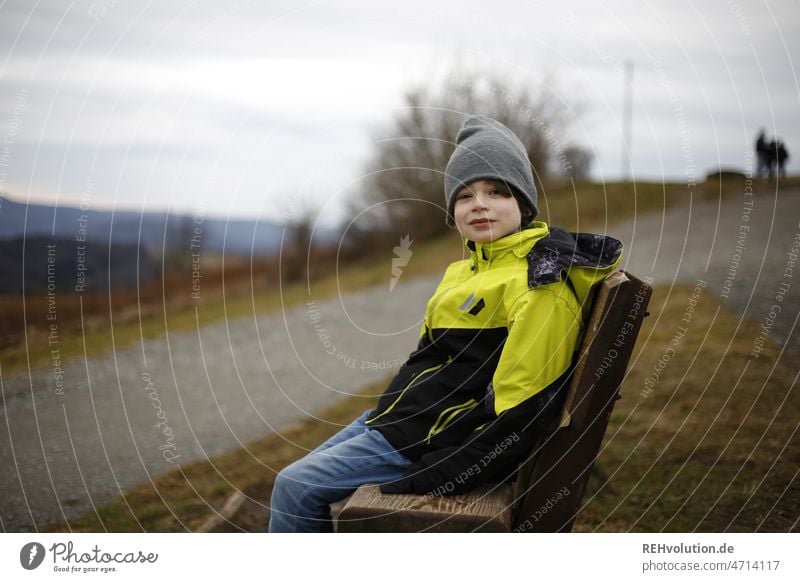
[378,466,422,494]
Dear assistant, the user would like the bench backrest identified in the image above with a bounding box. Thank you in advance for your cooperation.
[511,270,652,532]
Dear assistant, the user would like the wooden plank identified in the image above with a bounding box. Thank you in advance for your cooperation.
[511,272,652,532]
[558,271,628,429]
[338,484,513,532]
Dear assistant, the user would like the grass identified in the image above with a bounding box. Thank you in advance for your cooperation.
[44,281,799,532]
[574,284,799,532]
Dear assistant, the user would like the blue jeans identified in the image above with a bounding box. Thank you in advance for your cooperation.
[268,410,412,533]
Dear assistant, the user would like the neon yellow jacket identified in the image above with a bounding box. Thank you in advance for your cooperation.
[369,221,623,495]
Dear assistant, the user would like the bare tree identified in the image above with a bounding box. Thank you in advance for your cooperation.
[164,213,194,270]
[346,71,586,242]
[281,195,320,283]
[559,145,594,181]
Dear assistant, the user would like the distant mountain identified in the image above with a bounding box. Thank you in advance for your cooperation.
[0,195,293,256]
[0,196,296,256]
[0,195,340,295]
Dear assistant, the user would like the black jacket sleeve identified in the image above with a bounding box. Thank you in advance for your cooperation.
[380,366,571,496]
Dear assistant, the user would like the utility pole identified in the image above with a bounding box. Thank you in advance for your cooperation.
[622,59,634,180]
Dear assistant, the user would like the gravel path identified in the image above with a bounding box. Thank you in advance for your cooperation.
[2,184,798,531]
[611,185,799,357]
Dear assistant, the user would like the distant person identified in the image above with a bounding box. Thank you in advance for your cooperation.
[766,139,777,179]
[267,115,623,532]
[755,129,769,178]
[776,140,789,178]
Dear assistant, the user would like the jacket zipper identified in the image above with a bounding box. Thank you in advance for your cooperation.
[366,357,452,425]
[425,398,478,444]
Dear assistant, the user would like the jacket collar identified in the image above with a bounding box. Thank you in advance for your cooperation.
[526,226,624,321]
[464,221,549,267]
[526,226,623,288]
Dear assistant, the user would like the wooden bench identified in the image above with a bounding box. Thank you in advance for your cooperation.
[337,270,652,532]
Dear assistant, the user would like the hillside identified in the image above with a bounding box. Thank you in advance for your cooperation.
[0,193,290,255]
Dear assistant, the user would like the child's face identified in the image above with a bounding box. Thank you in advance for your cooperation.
[453,180,524,243]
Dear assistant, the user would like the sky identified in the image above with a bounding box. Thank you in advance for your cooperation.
[0,0,798,227]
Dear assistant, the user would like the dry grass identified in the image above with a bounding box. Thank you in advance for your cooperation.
[574,283,799,532]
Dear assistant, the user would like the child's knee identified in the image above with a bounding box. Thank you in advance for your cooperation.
[272,457,320,501]
[273,464,301,498]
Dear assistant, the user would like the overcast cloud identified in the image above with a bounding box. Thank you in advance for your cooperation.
[1,0,798,226]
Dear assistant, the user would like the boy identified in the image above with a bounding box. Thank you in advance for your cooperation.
[268,115,623,532]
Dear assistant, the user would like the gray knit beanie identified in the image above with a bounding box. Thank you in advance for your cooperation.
[444,114,538,226]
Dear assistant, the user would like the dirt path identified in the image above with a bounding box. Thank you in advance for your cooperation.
[610,185,799,357]
[2,184,798,531]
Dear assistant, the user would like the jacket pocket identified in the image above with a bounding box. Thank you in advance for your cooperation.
[366,357,451,425]
[425,398,478,444]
